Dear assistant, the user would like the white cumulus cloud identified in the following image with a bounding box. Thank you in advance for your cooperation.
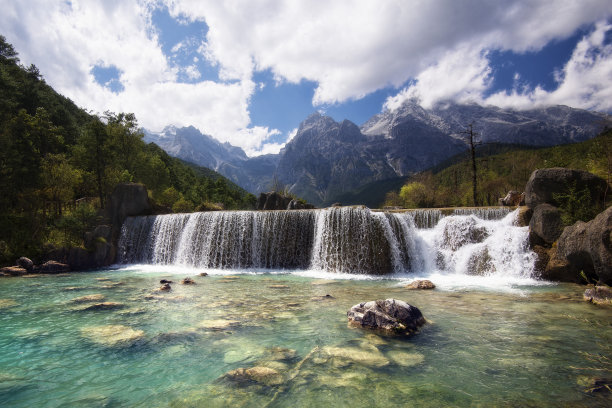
[1,0,611,158]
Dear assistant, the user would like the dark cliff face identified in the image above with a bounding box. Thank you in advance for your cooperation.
[276,113,397,204]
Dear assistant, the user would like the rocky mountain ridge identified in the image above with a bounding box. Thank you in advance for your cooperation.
[144,102,610,206]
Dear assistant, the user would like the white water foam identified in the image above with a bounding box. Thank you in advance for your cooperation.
[117,207,540,291]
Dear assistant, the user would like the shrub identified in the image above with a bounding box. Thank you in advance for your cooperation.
[553,182,599,225]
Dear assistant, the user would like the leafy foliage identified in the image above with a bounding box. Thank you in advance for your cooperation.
[0,35,256,265]
[553,183,599,225]
[383,128,612,209]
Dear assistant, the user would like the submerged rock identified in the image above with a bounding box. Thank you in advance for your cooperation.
[268,284,289,289]
[386,350,425,367]
[320,345,389,367]
[347,299,426,335]
[577,376,612,394]
[70,294,105,303]
[0,299,18,309]
[75,302,125,311]
[80,324,144,347]
[180,277,196,285]
[223,366,284,386]
[405,280,435,290]
[197,319,241,331]
[583,285,612,305]
[310,294,335,301]
[160,279,173,284]
[158,283,172,291]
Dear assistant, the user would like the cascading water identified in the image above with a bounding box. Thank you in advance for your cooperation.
[118,206,535,279]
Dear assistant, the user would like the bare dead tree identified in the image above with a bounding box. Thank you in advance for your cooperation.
[460,123,481,206]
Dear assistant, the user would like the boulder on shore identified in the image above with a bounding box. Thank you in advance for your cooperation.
[16,257,34,271]
[347,298,426,335]
[36,261,70,274]
[524,168,608,209]
[0,266,27,276]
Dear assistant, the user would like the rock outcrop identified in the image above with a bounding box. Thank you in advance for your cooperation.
[347,299,426,335]
[499,191,524,206]
[106,183,152,237]
[37,261,70,274]
[524,168,608,209]
[547,206,612,285]
[256,192,314,210]
[62,183,150,271]
[529,203,564,246]
[523,168,610,283]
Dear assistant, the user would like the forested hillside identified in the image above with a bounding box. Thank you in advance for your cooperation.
[0,35,255,265]
[384,129,611,208]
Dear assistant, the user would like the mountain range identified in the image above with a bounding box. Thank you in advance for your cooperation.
[143,101,610,206]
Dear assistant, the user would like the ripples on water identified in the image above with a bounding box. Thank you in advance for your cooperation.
[0,269,610,407]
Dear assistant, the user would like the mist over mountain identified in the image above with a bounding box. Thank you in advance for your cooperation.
[145,101,610,206]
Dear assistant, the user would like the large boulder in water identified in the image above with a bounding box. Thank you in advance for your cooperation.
[524,168,608,209]
[546,206,612,284]
[440,216,488,251]
[347,299,426,335]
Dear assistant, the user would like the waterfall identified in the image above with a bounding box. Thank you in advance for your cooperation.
[118,207,534,278]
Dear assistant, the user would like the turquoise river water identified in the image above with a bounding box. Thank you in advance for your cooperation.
[0,267,610,407]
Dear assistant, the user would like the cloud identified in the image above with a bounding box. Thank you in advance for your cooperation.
[0,0,282,155]
[384,47,493,110]
[286,128,298,141]
[182,64,202,80]
[168,0,612,106]
[1,0,611,159]
[237,127,283,156]
[485,21,612,111]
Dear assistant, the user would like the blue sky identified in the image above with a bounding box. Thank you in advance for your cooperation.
[2,1,611,155]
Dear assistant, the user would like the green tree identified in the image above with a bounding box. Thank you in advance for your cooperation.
[399,182,430,208]
[159,186,181,208]
[41,153,81,216]
[172,197,195,213]
[74,118,111,207]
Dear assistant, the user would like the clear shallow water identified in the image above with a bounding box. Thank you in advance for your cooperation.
[1,268,610,407]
